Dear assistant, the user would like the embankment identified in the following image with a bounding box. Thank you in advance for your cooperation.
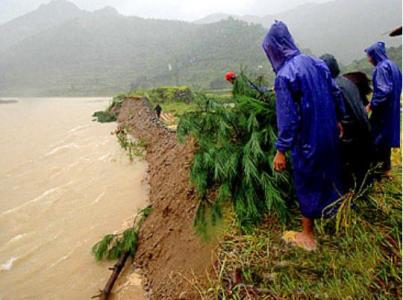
[116,97,215,299]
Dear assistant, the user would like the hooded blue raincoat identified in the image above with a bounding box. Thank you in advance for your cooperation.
[262,21,343,219]
[365,42,402,148]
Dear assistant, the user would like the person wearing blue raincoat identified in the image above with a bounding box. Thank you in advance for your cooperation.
[365,42,402,178]
[262,21,344,251]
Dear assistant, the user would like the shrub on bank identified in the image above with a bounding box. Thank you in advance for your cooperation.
[92,94,126,123]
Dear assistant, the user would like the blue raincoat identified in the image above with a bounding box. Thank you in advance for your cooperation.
[365,42,402,148]
[262,21,343,219]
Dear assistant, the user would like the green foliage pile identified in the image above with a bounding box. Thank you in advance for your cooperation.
[92,95,126,123]
[92,206,153,261]
[92,110,117,123]
[177,72,292,232]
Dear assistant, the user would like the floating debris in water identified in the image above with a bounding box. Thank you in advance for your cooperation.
[0,99,18,104]
[1,257,18,271]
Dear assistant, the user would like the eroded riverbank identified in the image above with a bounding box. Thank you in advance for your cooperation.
[115,97,217,300]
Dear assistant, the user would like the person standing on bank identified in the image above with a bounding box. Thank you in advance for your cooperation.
[365,42,402,178]
[320,54,373,189]
[262,21,345,251]
[155,103,162,119]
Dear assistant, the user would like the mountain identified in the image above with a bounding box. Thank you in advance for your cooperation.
[195,0,402,64]
[196,13,264,25]
[0,0,401,96]
[0,4,271,96]
[0,0,87,53]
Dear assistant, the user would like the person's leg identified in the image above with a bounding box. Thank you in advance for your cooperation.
[342,143,355,190]
[295,217,316,250]
[383,147,392,178]
[373,144,386,179]
[302,217,314,237]
[283,216,317,251]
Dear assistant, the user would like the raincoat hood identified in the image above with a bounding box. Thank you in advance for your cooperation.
[365,42,388,65]
[320,54,340,78]
[262,21,300,73]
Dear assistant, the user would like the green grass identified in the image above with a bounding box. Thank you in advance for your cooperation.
[192,155,402,299]
[127,87,232,128]
[204,88,233,104]
[159,101,197,118]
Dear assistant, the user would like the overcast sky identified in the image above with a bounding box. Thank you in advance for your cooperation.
[0,0,332,23]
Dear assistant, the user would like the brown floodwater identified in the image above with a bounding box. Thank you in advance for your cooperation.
[0,98,148,299]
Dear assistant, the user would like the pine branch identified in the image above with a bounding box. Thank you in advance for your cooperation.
[177,70,293,233]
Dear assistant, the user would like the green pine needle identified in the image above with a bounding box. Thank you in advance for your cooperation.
[177,70,293,233]
[92,205,152,261]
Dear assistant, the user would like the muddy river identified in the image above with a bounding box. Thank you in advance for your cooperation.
[0,98,148,299]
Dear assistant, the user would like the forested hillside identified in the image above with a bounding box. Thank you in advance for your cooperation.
[343,45,402,76]
[0,0,401,96]
[0,1,271,96]
[0,0,87,53]
[196,0,402,63]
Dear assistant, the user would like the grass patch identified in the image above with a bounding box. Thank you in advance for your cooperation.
[205,89,233,103]
[196,162,401,299]
[160,101,198,118]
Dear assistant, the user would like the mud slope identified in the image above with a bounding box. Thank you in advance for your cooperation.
[117,97,215,299]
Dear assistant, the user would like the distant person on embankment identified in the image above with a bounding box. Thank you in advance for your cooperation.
[262,21,345,251]
[155,103,162,119]
[365,42,402,179]
[320,54,373,190]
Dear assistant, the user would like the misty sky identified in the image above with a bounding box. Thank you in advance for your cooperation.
[0,0,332,24]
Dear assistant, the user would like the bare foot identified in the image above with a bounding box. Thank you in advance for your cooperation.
[383,170,392,179]
[294,232,317,251]
[282,231,317,251]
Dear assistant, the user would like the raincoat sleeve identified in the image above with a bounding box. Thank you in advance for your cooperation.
[274,75,300,153]
[330,78,346,121]
[370,66,393,109]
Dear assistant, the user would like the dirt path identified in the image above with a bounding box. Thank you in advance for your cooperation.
[160,112,177,131]
[116,97,216,299]
[160,112,175,123]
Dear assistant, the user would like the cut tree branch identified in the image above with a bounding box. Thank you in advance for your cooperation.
[92,252,130,300]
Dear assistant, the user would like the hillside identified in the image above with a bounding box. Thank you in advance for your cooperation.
[196,0,402,63]
[0,0,87,53]
[0,1,271,96]
[0,0,401,96]
[343,45,402,75]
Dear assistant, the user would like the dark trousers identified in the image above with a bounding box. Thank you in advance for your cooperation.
[374,144,392,172]
[341,141,372,190]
